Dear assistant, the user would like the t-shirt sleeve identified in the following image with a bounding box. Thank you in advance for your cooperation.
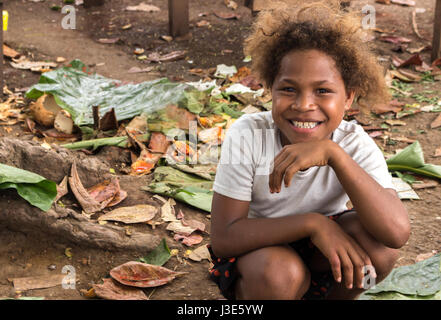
[213,120,255,201]
[342,131,395,190]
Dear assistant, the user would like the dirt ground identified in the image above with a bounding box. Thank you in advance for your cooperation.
[0,0,440,300]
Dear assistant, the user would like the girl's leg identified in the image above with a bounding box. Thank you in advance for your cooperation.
[308,211,400,300]
[234,245,311,300]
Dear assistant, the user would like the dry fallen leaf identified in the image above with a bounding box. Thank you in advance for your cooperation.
[391,0,415,6]
[148,132,170,154]
[412,181,439,189]
[385,119,406,126]
[110,261,187,288]
[3,44,20,59]
[415,251,437,262]
[69,162,103,214]
[98,205,158,224]
[55,176,69,202]
[174,233,204,246]
[166,221,197,236]
[125,3,160,12]
[11,274,65,291]
[161,199,178,222]
[188,245,212,262]
[390,136,416,143]
[93,278,148,300]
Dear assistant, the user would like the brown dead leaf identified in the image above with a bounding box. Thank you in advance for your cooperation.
[55,176,69,202]
[11,274,65,291]
[188,245,212,262]
[93,278,148,300]
[98,205,157,224]
[385,119,406,126]
[368,131,384,138]
[372,101,404,114]
[214,11,241,20]
[182,217,206,233]
[174,233,204,246]
[148,132,170,153]
[196,20,211,27]
[391,0,415,6]
[147,51,187,63]
[379,35,412,45]
[97,38,120,44]
[161,199,178,222]
[415,251,437,262]
[69,162,103,214]
[87,178,127,209]
[390,136,416,143]
[3,44,20,59]
[166,221,197,236]
[110,261,187,288]
[126,3,160,12]
[412,181,439,189]
[130,149,162,176]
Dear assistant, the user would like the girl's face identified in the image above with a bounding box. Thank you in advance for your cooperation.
[271,49,355,146]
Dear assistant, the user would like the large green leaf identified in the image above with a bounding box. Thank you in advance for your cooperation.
[386,141,441,180]
[361,253,441,299]
[144,166,213,212]
[26,60,190,126]
[138,239,171,266]
[174,186,213,212]
[0,164,57,211]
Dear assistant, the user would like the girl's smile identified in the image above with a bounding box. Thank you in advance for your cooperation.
[271,49,355,146]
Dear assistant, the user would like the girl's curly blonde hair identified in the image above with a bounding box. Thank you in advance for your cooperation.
[244,0,390,110]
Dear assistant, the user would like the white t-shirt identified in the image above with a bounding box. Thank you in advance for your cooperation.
[213,111,395,218]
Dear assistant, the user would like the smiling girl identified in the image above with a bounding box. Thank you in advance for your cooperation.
[208,0,410,300]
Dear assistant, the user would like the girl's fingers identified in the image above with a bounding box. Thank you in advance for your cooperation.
[346,247,366,289]
[269,150,289,192]
[346,239,376,288]
[338,251,354,289]
[284,160,307,187]
[328,253,342,284]
[270,154,296,192]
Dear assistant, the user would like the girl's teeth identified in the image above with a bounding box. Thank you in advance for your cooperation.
[291,120,319,129]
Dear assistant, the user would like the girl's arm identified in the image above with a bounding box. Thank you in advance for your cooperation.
[210,192,319,258]
[268,139,410,249]
[328,143,410,249]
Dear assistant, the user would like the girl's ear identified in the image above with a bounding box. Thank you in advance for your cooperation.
[344,90,356,111]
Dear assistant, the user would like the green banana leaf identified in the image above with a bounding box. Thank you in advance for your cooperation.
[60,133,150,150]
[386,141,441,180]
[144,166,213,213]
[25,60,190,126]
[0,164,57,211]
[360,253,441,300]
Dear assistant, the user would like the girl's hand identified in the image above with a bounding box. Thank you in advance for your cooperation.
[309,214,376,289]
[269,140,336,193]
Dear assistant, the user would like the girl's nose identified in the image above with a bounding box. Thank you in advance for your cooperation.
[291,94,317,112]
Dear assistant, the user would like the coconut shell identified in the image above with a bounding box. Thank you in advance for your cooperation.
[30,94,62,127]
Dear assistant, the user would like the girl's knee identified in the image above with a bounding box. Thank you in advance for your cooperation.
[255,248,311,299]
[371,247,399,278]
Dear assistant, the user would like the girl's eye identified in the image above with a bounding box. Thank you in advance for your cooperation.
[282,87,296,93]
[317,88,331,94]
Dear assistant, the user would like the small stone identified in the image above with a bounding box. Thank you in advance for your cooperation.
[48,264,57,271]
